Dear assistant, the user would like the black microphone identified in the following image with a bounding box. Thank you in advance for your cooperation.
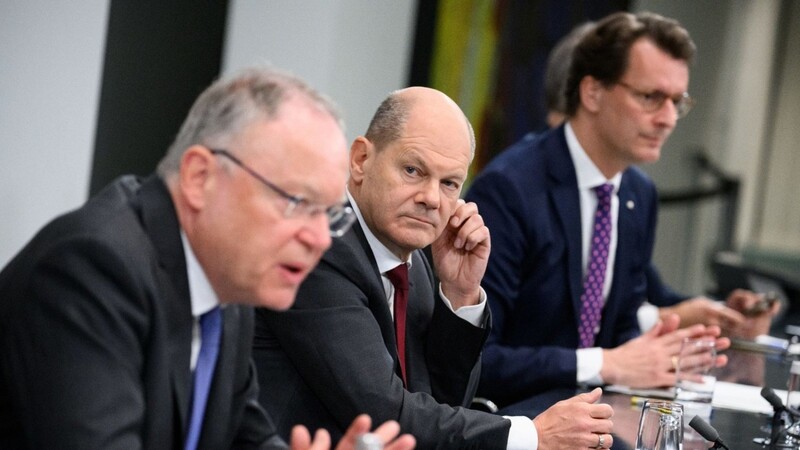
[762,386,800,418]
[689,415,729,450]
[762,386,785,413]
[761,386,796,447]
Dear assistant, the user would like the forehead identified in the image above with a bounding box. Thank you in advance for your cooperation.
[235,100,349,196]
[624,38,689,93]
[390,99,471,171]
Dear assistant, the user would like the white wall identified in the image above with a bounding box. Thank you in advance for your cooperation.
[757,1,800,253]
[0,0,417,267]
[223,0,418,142]
[635,0,782,294]
[0,1,109,266]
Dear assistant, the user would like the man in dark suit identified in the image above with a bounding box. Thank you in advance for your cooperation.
[544,21,777,337]
[464,12,729,408]
[0,68,414,450]
[254,86,616,450]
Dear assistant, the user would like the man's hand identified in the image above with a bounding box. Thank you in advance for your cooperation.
[290,414,416,450]
[659,297,745,330]
[533,388,614,450]
[601,317,729,387]
[431,199,490,309]
[725,289,780,338]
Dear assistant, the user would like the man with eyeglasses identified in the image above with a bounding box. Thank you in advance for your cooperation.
[464,11,730,411]
[0,68,414,450]
[252,86,616,449]
[543,22,777,339]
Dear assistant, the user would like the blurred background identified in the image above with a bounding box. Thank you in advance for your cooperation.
[2,0,798,302]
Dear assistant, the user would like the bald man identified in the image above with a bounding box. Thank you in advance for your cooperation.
[252,87,615,450]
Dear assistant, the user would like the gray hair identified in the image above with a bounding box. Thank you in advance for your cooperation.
[156,67,344,178]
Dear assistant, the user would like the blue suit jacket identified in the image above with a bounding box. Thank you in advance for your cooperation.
[464,126,658,406]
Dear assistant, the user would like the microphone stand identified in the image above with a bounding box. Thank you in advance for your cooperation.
[756,387,797,449]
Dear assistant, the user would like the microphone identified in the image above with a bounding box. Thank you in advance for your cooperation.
[762,386,786,413]
[689,415,729,450]
[761,386,796,447]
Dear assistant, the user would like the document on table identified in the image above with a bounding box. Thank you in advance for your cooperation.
[606,382,782,415]
[711,381,783,415]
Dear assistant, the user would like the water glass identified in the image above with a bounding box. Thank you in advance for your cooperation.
[635,400,683,450]
[675,337,717,403]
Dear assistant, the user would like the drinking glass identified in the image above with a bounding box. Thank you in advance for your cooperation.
[635,400,683,450]
[675,337,717,403]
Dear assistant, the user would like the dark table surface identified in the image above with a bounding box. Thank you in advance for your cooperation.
[495,346,797,449]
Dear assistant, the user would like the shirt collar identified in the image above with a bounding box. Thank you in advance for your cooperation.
[564,122,622,192]
[181,232,221,318]
[346,187,412,274]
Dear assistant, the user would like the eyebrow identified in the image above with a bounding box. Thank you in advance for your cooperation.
[404,151,467,182]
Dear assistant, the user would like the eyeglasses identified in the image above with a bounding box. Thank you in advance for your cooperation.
[209,149,355,237]
[616,81,695,119]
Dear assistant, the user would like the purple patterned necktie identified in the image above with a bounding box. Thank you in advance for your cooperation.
[578,183,614,348]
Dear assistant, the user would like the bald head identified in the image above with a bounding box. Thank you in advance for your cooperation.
[365,87,475,160]
[350,87,476,259]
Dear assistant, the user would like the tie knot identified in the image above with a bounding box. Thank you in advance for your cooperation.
[594,183,613,203]
[386,264,409,292]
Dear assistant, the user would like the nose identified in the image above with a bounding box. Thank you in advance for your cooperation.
[415,180,440,210]
[653,98,678,129]
[297,214,332,251]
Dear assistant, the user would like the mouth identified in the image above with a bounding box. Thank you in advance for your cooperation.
[278,262,309,285]
[641,134,665,148]
[403,214,437,227]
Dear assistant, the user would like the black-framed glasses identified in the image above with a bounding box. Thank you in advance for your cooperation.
[616,81,695,119]
[209,149,355,237]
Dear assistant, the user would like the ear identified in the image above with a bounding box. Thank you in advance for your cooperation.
[349,136,373,184]
[178,145,215,211]
[579,75,604,114]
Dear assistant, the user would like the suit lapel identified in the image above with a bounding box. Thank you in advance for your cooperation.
[328,221,408,377]
[547,131,584,324]
[605,172,643,321]
[327,222,396,350]
[136,175,193,433]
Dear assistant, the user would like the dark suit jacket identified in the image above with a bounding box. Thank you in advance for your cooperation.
[645,264,690,307]
[0,175,285,449]
[464,126,658,407]
[253,221,512,449]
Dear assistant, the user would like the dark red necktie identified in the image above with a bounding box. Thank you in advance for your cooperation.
[386,264,409,386]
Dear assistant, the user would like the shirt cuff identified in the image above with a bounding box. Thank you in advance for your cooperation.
[576,347,604,385]
[505,415,538,450]
[438,283,488,328]
[638,302,660,332]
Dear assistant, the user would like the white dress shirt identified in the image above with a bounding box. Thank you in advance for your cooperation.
[564,123,622,384]
[181,232,221,371]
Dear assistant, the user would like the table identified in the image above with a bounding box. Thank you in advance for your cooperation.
[496,347,796,449]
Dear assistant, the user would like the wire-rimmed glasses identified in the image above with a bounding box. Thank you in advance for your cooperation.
[209,149,355,237]
[617,81,695,119]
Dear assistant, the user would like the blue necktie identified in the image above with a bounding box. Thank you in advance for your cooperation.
[184,307,222,450]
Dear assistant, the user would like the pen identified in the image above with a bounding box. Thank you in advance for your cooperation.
[631,396,647,407]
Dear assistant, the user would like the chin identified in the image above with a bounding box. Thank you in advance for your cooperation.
[635,147,661,164]
[257,288,299,311]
